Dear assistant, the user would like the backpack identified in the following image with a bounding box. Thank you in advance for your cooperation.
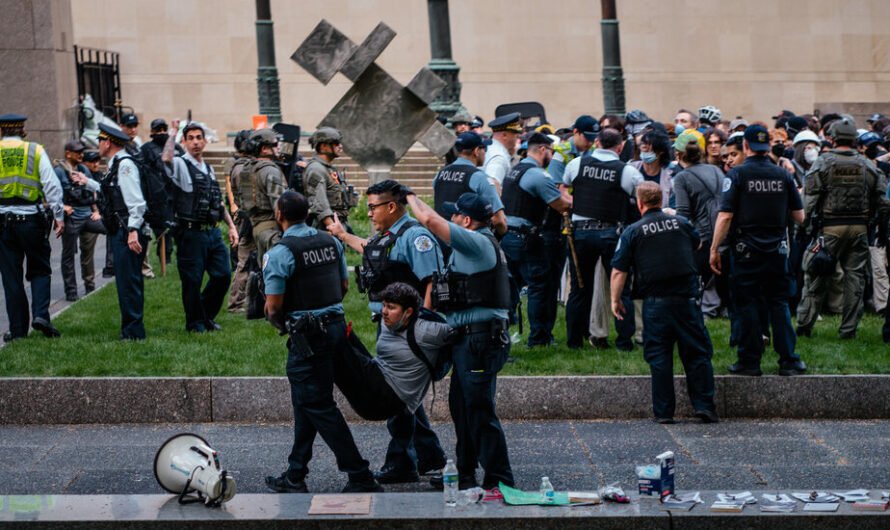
[682,164,723,239]
[406,308,454,381]
[107,152,175,235]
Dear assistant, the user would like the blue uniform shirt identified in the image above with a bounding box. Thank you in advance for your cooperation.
[263,223,348,318]
[443,224,509,327]
[440,158,505,213]
[368,212,443,314]
[506,156,562,228]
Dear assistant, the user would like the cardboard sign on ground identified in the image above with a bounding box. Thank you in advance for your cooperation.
[308,494,372,515]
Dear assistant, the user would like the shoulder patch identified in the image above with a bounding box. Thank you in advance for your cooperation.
[413,235,434,253]
[262,252,271,271]
[722,178,732,192]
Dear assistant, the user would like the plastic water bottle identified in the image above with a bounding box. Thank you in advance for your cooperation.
[443,459,458,507]
[540,476,555,504]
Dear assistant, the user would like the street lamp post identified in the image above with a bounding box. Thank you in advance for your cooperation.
[601,0,626,116]
[426,0,463,118]
[255,0,282,123]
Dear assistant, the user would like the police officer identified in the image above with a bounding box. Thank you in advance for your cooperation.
[483,112,523,193]
[141,118,183,266]
[444,109,475,164]
[796,119,889,339]
[263,190,381,494]
[225,130,255,313]
[119,113,142,155]
[611,182,718,424]
[303,127,357,232]
[0,113,64,341]
[432,132,507,240]
[55,139,105,302]
[406,191,514,496]
[710,124,807,376]
[162,122,238,332]
[242,128,285,262]
[562,128,642,350]
[327,179,446,484]
[499,132,571,346]
[97,123,149,340]
[548,115,599,180]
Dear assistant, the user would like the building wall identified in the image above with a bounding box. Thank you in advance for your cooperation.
[70,0,890,138]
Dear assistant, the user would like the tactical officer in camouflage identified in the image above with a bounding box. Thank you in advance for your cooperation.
[303,127,358,232]
[796,118,890,339]
[226,130,255,313]
[242,128,285,262]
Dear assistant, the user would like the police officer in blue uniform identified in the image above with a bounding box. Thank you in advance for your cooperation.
[432,132,507,239]
[327,179,446,484]
[611,181,718,424]
[562,128,642,350]
[406,191,514,495]
[98,123,150,340]
[499,133,571,346]
[0,113,64,341]
[163,122,238,332]
[547,115,599,180]
[263,190,382,494]
[710,125,808,376]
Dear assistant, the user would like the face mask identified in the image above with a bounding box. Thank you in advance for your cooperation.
[152,133,169,146]
[771,143,785,157]
[640,151,658,164]
[385,314,411,334]
[865,145,879,160]
[804,148,819,165]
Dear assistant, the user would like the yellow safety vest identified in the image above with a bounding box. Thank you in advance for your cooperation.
[0,139,43,203]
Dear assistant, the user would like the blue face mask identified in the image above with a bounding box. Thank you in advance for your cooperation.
[640,151,658,164]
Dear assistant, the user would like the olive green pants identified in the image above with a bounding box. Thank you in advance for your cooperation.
[252,220,282,264]
[796,224,869,336]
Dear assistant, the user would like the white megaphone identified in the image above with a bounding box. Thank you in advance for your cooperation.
[154,433,236,506]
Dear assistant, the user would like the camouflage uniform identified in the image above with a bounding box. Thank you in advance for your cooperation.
[226,155,255,312]
[242,157,285,262]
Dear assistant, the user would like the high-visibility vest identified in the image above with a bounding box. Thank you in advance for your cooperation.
[0,139,43,203]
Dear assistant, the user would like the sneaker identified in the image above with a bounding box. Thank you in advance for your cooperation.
[341,479,383,493]
[265,473,308,493]
[417,459,446,476]
[373,467,419,484]
[32,318,61,338]
[101,268,114,278]
[206,320,222,332]
[65,294,79,302]
[694,409,720,424]
[779,360,807,376]
[3,331,24,343]
[482,487,504,502]
[588,336,609,349]
[727,363,762,377]
[143,270,155,279]
[429,474,478,491]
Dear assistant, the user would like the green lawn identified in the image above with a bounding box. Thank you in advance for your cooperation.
[1,209,888,377]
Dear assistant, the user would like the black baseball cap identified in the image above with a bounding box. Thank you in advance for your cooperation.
[441,192,493,223]
[64,139,85,152]
[771,110,795,120]
[120,113,139,127]
[572,115,601,140]
[82,150,101,162]
[526,132,552,147]
[150,118,168,131]
[454,132,484,151]
[744,124,771,151]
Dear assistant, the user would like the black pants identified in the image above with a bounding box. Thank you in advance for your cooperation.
[110,229,148,339]
[174,227,231,332]
[61,215,105,297]
[285,318,372,483]
[0,215,52,337]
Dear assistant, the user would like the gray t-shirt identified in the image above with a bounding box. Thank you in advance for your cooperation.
[374,317,453,413]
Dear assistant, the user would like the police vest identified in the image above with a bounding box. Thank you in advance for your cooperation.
[303,158,353,218]
[361,220,424,302]
[229,157,251,211]
[0,140,43,205]
[173,155,223,224]
[629,211,698,298]
[242,158,280,224]
[433,162,475,216]
[572,156,627,222]
[100,156,134,232]
[502,162,547,226]
[56,162,96,207]
[820,151,873,225]
[277,233,343,311]
[436,232,511,312]
[732,163,791,242]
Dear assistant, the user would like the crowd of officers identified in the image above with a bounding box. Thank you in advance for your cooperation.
[2,103,890,494]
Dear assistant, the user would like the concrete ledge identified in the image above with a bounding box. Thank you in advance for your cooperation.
[2,375,890,425]
[1,493,888,529]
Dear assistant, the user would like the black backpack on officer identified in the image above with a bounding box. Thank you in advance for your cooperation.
[104,152,174,235]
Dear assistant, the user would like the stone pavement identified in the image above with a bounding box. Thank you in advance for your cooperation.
[1,419,888,496]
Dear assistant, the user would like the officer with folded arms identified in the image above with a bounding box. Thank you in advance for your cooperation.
[611,181,718,424]
[0,113,64,341]
[263,190,381,494]
[405,190,514,498]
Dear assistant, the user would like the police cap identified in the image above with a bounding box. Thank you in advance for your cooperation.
[97,123,131,146]
[488,112,523,133]
[0,113,27,128]
[526,132,552,148]
[64,139,86,153]
[82,150,101,163]
[441,192,493,223]
[829,119,858,141]
[309,127,342,147]
[150,118,168,131]
[743,124,771,151]
[120,113,139,127]
[454,132,484,151]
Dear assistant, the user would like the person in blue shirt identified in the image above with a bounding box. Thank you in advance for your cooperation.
[406,191,514,498]
[547,115,599,180]
[499,133,571,346]
[263,190,381,494]
[327,179,447,485]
